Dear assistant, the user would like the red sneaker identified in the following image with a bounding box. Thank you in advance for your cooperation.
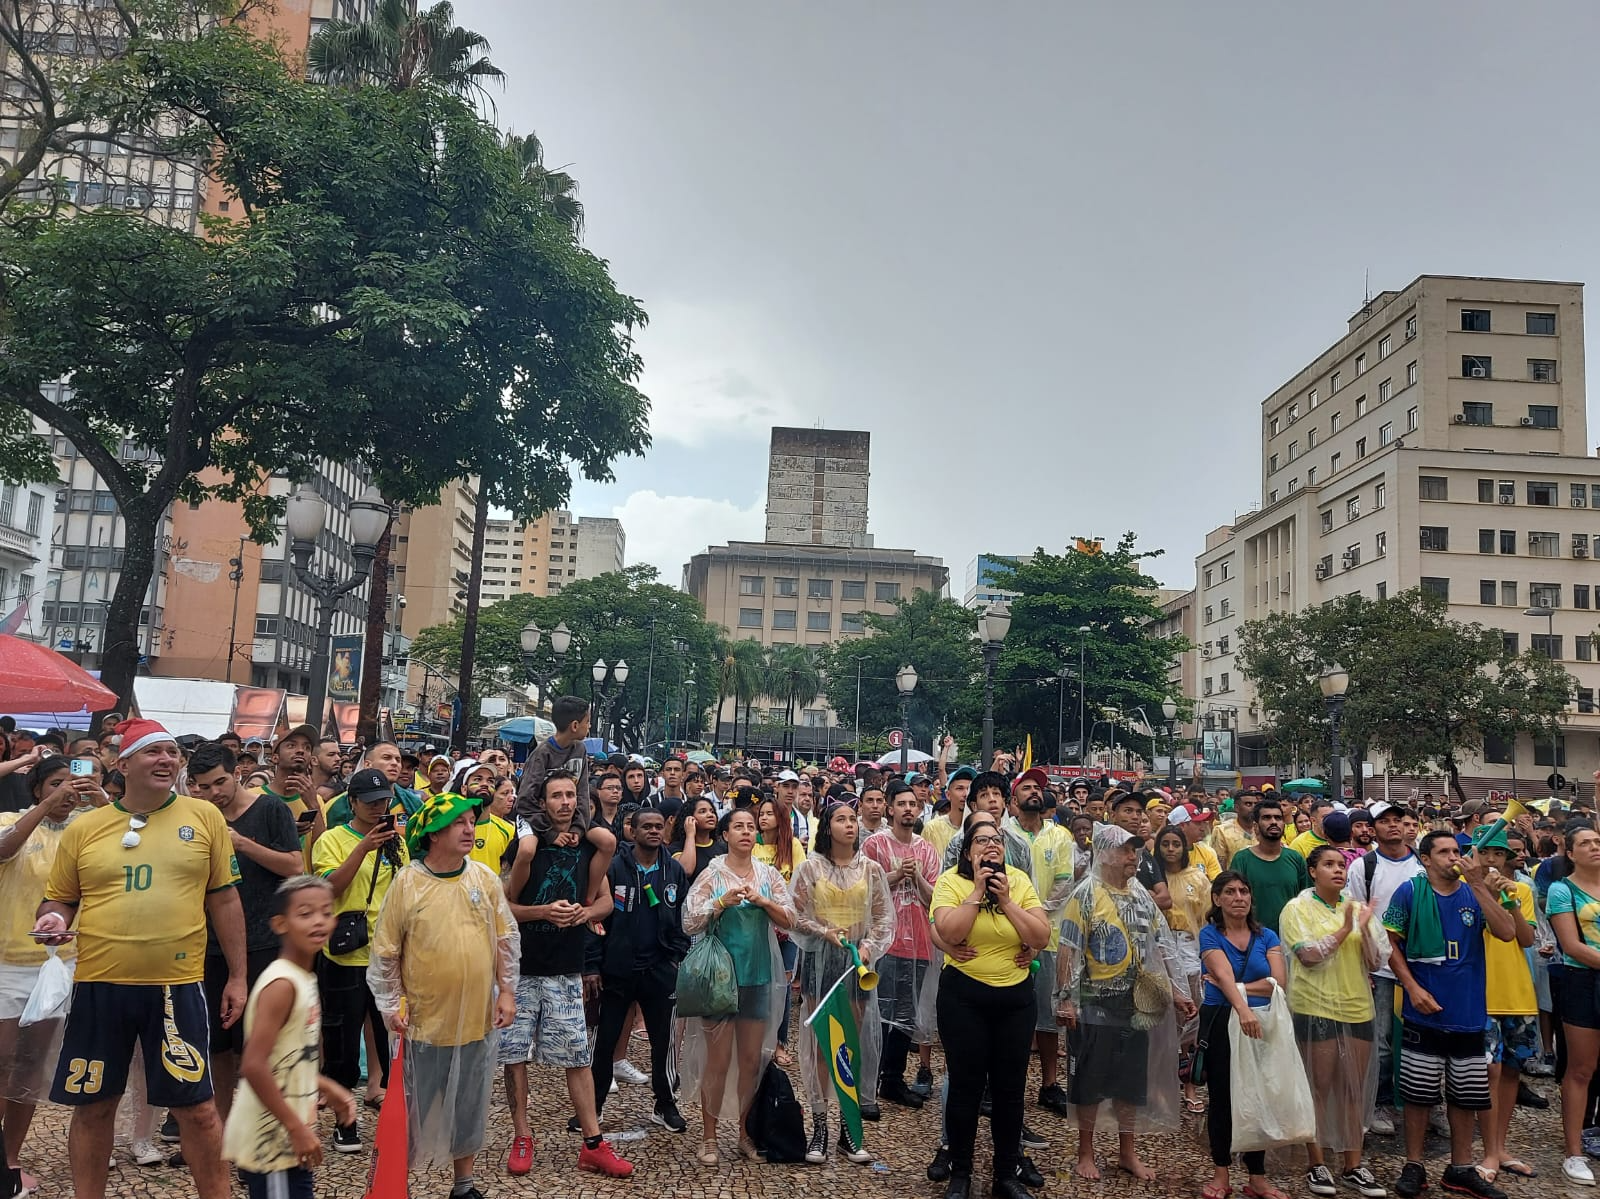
[507,1135,535,1175]
[578,1139,634,1178]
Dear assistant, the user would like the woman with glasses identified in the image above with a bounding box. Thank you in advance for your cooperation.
[930,811,1051,1199]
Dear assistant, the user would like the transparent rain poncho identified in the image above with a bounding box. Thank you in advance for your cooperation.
[368,859,518,1168]
[0,810,79,1104]
[678,854,792,1130]
[861,832,942,1041]
[1058,826,1186,1135]
[1278,888,1387,1154]
[789,850,895,1113]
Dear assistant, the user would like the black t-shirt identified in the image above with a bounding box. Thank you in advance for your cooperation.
[670,838,726,888]
[517,840,596,977]
[0,773,30,814]
[208,793,302,954]
[1136,847,1163,894]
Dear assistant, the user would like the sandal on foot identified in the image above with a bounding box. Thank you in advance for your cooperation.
[1202,1186,1233,1199]
[1243,1186,1290,1199]
[1501,1161,1537,1179]
[1184,1097,1208,1113]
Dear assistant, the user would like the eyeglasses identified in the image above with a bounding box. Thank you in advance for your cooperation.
[121,813,149,849]
[970,833,1005,847]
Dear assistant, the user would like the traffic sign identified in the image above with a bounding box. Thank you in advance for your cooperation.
[887,729,904,749]
[1549,773,1568,791]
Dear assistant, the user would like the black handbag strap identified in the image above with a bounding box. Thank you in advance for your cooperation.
[361,850,386,907]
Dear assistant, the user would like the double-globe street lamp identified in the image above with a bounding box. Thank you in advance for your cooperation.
[593,658,629,749]
[1318,663,1350,801]
[1162,696,1179,791]
[979,601,1012,770]
[896,663,918,773]
[285,482,390,730]
[519,620,572,710]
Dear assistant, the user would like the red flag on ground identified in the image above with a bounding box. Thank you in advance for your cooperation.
[365,1037,408,1198]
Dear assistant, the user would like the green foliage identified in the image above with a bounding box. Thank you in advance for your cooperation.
[987,536,1190,761]
[1237,588,1574,797]
[814,590,981,753]
[409,567,719,747]
[308,0,504,106]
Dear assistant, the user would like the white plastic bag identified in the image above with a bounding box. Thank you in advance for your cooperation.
[1229,981,1316,1153]
[20,947,74,1027]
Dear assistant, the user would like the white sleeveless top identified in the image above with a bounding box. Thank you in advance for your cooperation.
[222,958,321,1172]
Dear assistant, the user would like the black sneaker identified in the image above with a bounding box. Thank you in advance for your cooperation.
[1016,1154,1044,1188]
[913,1064,935,1096]
[979,1091,993,1119]
[566,1115,582,1134]
[927,1143,953,1182]
[451,1188,485,1199]
[1515,1080,1549,1109]
[1019,1123,1047,1150]
[1341,1166,1387,1198]
[805,1114,828,1165]
[332,1123,361,1154]
[158,1114,180,1144]
[1441,1165,1505,1199]
[651,1101,687,1133]
[859,1101,881,1122]
[880,1079,925,1108]
[838,1117,871,1164]
[1395,1162,1427,1199]
[1037,1083,1070,1115]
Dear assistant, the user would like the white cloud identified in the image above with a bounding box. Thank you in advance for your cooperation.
[609,488,764,583]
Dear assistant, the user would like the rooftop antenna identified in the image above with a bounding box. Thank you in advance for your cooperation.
[1364,268,1371,304]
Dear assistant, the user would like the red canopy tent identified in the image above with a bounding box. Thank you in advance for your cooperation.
[0,635,118,715]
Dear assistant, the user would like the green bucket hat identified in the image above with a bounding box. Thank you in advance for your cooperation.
[405,791,479,856]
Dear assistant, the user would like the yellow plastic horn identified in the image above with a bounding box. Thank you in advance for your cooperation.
[1502,797,1530,824]
[847,942,879,991]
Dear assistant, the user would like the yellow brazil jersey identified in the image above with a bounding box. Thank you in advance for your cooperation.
[44,794,239,985]
[1289,829,1329,861]
[311,824,409,968]
[1188,841,1221,880]
[930,865,1042,988]
[470,814,514,875]
[752,837,806,883]
[0,812,80,967]
[1004,818,1075,950]
[1484,880,1536,1017]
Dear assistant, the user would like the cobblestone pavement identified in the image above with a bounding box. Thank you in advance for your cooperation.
[17,1045,1578,1198]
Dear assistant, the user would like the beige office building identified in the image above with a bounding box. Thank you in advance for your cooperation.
[1188,275,1600,791]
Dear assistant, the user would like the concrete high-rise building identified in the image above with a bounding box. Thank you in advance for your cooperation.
[1182,275,1600,791]
[574,516,625,580]
[0,468,52,643]
[474,509,627,607]
[764,427,870,548]
[962,553,1031,609]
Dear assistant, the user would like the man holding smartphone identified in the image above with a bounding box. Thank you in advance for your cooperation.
[259,725,325,865]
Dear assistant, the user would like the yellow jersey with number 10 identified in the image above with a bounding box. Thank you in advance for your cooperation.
[45,793,239,985]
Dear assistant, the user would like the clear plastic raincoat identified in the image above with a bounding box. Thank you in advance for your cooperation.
[790,851,895,1113]
[0,810,78,1104]
[1058,825,1186,1134]
[368,859,518,1167]
[1278,888,1387,1154]
[861,831,942,1043]
[679,855,792,1128]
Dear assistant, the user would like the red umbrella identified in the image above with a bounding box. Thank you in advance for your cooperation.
[0,635,118,714]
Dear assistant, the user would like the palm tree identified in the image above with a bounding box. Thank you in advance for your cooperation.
[764,644,821,759]
[502,129,584,238]
[718,637,764,750]
[308,0,504,107]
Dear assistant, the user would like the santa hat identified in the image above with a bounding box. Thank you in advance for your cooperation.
[115,718,177,760]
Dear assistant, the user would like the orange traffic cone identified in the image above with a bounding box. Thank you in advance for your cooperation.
[365,1037,409,1198]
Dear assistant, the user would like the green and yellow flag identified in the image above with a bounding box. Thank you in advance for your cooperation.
[804,970,863,1146]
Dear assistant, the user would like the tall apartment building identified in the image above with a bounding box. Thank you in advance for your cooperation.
[0,473,51,641]
[764,427,871,547]
[962,552,1031,609]
[475,509,627,607]
[574,516,626,580]
[1190,275,1600,787]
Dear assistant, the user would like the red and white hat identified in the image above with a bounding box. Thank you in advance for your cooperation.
[114,718,177,760]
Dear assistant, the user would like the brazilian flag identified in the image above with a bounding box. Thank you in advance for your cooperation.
[804,971,863,1146]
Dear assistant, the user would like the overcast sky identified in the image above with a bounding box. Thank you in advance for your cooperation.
[465,1,1600,591]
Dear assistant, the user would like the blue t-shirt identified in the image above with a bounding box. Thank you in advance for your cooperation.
[1382,877,1487,1032]
[1545,878,1600,970]
[1198,924,1280,1008]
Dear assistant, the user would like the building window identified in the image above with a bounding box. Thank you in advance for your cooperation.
[1218,635,1231,653]
[738,608,762,628]
[1406,315,1418,338]
[1461,401,1493,426]
[1531,582,1562,608]
[1330,452,1341,474]
[1309,388,1319,408]
[1463,355,1493,379]
[1269,453,1279,473]
[1345,496,1361,521]
[807,579,832,599]
[1581,639,1596,664]
[1355,395,1368,418]
[1528,481,1557,506]
[1331,370,1341,392]
[1502,632,1519,656]
[1502,581,1518,606]
[1534,737,1567,768]
[1270,417,1280,437]
[1499,480,1516,503]
[1407,360,1418,386]
[1289,440,1299,461]
[1203,677,1213,696]
[1269,489,1279,503]
[840,612,864,634]
[1308,428,1318,449]
[24,493,42,535]
[1574,484,1590,509]
[1374,530,1387,557]
[1500,530,1517,555]
[1289,478,1299,493]
[1204,568,1213,587]
[874,581,900,602]
[1528,403,1558,427]
[1219,672,1230,692]
[1478,479,1495,503]
[1356,352,1367,375]
[1219,598,1232,618]
[1407,406,1418,432]
[774,576,798,597]
[1289,402,1300,423]
[1420,577,1450,601]
[1419,526,1449,552]
[1204,605,1214,623]
[1379,422,1394,446]
[1581,687,1596,712]
[1527,312,1557,335]
[1354,437,1367,459]
[1376,582,1387,600]
[1321,511,1333,533]
[1344,543,1361,568]
[1461,309,1492,332]
[772,609,797,630]
[1374,482,1386,510]
[1533,634,1563,661]
[1379,335,1391,359]
[1529,531,1559,557]
[1577,583,1592,609]
[0,485,11,526]
[1479,529,1495,553]
[1307,466,1317,485]
[254,615,279,636]
[1480,580,1497,605]
[1330,412,1342,433]
[1529,360,1558,384]
[806,611,830,632]
[841,580,866,600]
[1379,378,1392,403]
[738,575,764,596]
[1419,475,1448,501]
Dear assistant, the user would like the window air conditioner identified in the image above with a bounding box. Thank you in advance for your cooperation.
[1315,563,1332,580]
[1498,495,1515,505]
[1577,545,1590,559]
[1576,497,1588,508]
[1470,366,1487,379]
[1453,414,1467,423]
[1341,554,1356,569]
[1521,417,1535,426]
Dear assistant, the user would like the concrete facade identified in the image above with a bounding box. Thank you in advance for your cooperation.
[574,516,626,580]
[763,427,871,548]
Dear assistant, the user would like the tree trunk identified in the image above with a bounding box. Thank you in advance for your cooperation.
[1444,754,1468,804]
[355,509,394,747]
[452,480,490,752]
[712,682,725,750]
[92,496,162,734]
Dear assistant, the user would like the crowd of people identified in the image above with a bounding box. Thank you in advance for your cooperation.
[0,705,1593,1198]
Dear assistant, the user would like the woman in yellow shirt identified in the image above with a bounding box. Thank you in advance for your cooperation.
[930,812,1050,1199]
[1278,845,1385,1196]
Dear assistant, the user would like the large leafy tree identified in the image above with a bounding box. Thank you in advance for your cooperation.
[815,589,981,757]
[986,536,1191,763]
[409,567,718,747]
[1237,588,1573,801]
[0,26,648,723]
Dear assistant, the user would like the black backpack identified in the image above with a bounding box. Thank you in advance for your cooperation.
[743,1060,807,1163]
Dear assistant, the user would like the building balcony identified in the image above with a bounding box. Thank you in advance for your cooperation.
[0,523,39,560]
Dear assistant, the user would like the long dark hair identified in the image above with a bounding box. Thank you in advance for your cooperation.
[1205,868,1260,932]
[682,796,719,843]
[811,802,857,860]
[1149,826,1188,886]
[956,811,1000,882]
[754,797,794,875]
[28,756,72,802]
